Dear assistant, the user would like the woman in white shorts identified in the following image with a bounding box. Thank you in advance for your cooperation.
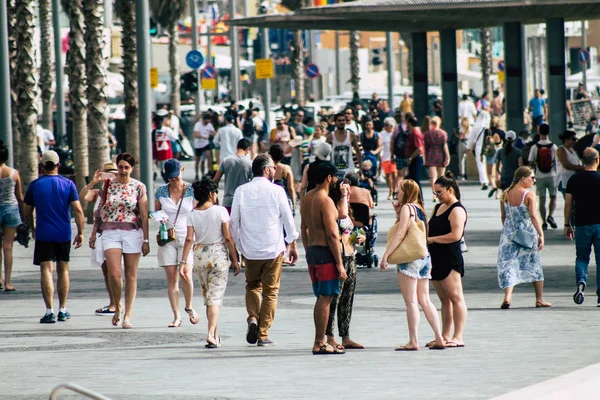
[90,153,150,329]
[181,178,239,348]
[81,162,119,316]
[154,158,199,328]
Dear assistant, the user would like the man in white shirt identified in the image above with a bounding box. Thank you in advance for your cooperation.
[344,107,363,135]
[458,94,477,126]
[213,115,243,161]
[193,114,216,180]
[230,154,299,347]
[528,123,558,230]
[37,124,56,153]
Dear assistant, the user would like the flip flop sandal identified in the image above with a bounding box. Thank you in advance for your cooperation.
[394,345,418,351]
[168,319,182,328]
[205,336,222,349]
[328,343,345,351]
[501,300,511,309]
[122,320,133,329]
[445,341,464,348]
[429,343,446,350]
[96,306,115,315]
[4,287,15,292]
[312,344,345,355]
[535,302,552,308]
[342,342,364,350]
[112,312,122,327]
[185,308,200,325]
[425,340,436,348]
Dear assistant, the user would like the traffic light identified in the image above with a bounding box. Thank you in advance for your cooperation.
[149,18,158,36]
[181,71,198,92]
[371,48,383,66]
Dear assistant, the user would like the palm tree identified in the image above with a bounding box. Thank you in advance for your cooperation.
[349,30,360,95]
[7,0,21,171]
[479,28,492,95]
[149,0,187,115]
[14,0,39,188]
[83,0,110,177]
[281,0,307,105]
[115,0,140,179]
[39,0,55,130]
[290,30,305,104]
[62,0,89,191]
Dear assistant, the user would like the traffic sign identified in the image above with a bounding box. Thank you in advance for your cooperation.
[497,60,504,72]
[305,63,320,79]
[255,59,274,79]
[579,49,590,64]
[201,78,217,90]
[150,67,159,88]
[201,65,217,80]
[186,50,204,69]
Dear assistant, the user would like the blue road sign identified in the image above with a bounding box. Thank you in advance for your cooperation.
[186,50,204,69]
[497,60,505,72]
[201,65,217,79]
[305,63,320,79]
[579,50,590,64]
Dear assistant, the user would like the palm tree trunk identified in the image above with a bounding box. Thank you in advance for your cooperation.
[116,0,140,180]
[39,0,55,131]
[14,0,39,189]
[168,23,181,115]
[63,0,88,191]
[84,0,110,177]
[291,30,305,105]
[8,0,21,171]
[400,32,413,85]
[479,28,493,95]
[349,30,360,95]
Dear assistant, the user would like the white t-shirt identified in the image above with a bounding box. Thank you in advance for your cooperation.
[188,205,230,245]
[155,185,195,239]
[170,115,181,134]
[380,130,393,162]
[458,100,477,125]
[214,124,244,161]
[345,120,363,135]
[37,125,55,153]
[193,122,215,149]
[528,139,557,178]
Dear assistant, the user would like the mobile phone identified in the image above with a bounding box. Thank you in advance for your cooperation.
[102,172,114,180]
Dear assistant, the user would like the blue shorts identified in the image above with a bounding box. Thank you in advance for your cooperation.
[0,205,21,228]
[532,115,544,126]
[307,246,341,297]
[397,256,432,280]
[395,157,408,171]
[171,140,182,153]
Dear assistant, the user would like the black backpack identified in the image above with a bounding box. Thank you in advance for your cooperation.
[242,118,255,138]
[394,128,407,158]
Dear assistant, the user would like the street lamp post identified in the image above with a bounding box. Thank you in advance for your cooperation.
[135,0,154,206]
[52,0,66,144]
[0,0,13,166]
[229,0,240,101]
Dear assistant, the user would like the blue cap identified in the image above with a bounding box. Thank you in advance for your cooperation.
[164,158,181,179]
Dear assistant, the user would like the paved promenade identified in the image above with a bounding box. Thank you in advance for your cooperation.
[1,165,598,399]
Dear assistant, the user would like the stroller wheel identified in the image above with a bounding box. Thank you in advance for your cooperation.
[367,255,373,268]
[373,255,379,269]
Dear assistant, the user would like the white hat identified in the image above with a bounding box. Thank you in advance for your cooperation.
[505,130,516,141]
[41,150,59,165]
[314,142,332,161]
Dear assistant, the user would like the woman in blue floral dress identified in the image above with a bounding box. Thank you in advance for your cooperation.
[497,166,551,309]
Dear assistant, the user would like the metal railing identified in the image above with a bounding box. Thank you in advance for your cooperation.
[49,383,113,400]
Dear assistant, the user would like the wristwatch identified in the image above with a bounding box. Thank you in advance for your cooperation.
[180,260,188,264]
[143,239,149,243]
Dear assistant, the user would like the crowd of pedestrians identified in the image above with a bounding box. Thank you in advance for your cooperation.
[5,88,600,356]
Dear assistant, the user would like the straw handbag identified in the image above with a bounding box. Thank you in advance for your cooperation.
[386,204,427,264]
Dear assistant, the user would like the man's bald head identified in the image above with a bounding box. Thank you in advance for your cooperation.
[582,147,599,166]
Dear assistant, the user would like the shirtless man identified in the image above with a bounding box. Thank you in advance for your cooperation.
[300,161,347,355]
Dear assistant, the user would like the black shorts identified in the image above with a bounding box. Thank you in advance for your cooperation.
[195,145,211,157]
[34,240,71,266]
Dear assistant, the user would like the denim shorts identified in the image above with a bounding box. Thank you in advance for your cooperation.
[0,205,21,228]
[397,256,432,280]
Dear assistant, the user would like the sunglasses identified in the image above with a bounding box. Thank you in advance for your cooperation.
[433,189,446,197]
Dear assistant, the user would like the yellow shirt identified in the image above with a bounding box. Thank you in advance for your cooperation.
[400,98,413,114]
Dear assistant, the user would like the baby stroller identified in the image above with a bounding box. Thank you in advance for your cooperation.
[350,202,378,268]
[359,153,379,206]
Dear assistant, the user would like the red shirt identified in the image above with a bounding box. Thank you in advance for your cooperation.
[405,127,424,159]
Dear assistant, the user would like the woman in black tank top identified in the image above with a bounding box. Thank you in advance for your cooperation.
[426,173,468,348]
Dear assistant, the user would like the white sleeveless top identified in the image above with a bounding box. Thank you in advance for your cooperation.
[0,169,18,206]
[332,130,353,174]
[556,145,581,188]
